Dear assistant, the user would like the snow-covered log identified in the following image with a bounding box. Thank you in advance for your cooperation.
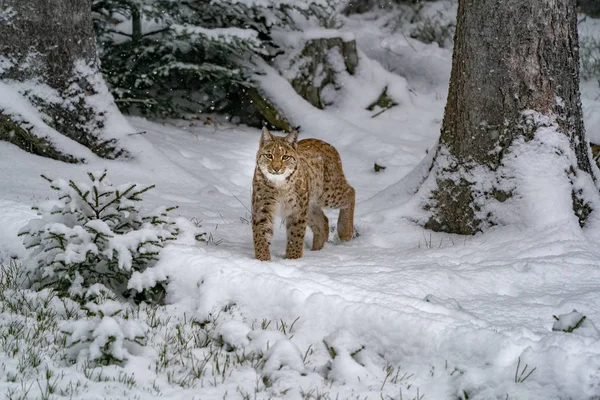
[281,32,359,109]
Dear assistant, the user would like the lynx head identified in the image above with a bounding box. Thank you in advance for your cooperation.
[256,126,299,184]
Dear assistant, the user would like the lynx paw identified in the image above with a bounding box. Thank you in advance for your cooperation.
[255,251,271,261]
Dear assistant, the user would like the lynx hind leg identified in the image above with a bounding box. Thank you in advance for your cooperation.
[337,185,355,242]
[286,211,308,259]
[308,205,329,251]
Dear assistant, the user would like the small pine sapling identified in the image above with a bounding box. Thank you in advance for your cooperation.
[19,170,203,303]
[552,309,598,334]
[61,284,147,365]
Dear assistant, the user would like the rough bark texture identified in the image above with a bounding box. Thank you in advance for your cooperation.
[426,0,594,234]
[290,37,358,109]
[0,0,127,161]
[131,6,142,42]
[0,0,97,87]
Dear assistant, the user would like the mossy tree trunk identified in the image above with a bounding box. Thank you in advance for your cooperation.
[0,0,128,162]
[424,0,596,234]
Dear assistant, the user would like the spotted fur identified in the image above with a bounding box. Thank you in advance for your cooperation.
[252,127,355,261]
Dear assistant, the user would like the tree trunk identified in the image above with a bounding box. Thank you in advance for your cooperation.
[0,0,129,162]
[423,0,596,234]
[131,5,142,42]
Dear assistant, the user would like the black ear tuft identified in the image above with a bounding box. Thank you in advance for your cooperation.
[260,126,274,144]
[285,129,299,147]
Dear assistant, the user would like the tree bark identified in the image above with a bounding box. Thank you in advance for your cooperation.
[424,0,596,234]
[0,0,128,161]
[131,5,142,42]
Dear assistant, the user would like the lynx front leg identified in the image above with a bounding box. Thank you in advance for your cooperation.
[337,185,355,242]
[286,213,308,259]
[252,198,276,261]
[285,197,309,259]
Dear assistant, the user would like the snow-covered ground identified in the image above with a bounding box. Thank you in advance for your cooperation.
[2,7,600,400]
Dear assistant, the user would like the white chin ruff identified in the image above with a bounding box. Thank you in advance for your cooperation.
[265,170,292,185]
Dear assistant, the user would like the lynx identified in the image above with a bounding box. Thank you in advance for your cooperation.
[252,127,355,261]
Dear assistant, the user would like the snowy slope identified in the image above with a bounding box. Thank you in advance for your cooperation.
[2,10,600,400]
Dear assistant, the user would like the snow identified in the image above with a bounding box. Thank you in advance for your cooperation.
[62,300,147,363]
[301,29,355,42]
[580,15,600,144]
[262,339,305,373]
[0,60,134,162]
[170,24,264,51]
[221,0,339,10]
[0,82,98,161]
[344,5,453,92]
[2,7,600,400]
[552,310,599,336]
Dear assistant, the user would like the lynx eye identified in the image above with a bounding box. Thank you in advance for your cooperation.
[263,154,273,159]
[282,155,291,161]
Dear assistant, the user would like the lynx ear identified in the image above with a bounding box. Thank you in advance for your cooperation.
[260,126,274,144]
[284,129,299,147]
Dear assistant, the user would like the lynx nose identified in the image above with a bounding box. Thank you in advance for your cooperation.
[272,163,283,173]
